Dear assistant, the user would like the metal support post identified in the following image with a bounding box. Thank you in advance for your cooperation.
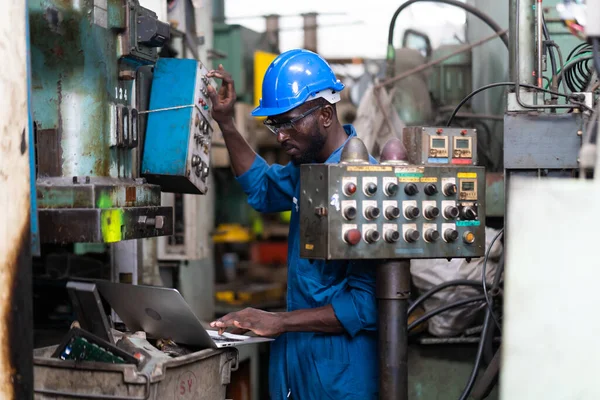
[0,2,34,399]
[376,260,411,400]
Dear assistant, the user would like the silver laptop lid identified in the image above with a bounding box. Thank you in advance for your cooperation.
[95,281,217,348]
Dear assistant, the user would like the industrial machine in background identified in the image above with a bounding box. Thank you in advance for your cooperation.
[30,0,177,245]
[17,0,241,399]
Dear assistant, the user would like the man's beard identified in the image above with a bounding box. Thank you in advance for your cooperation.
[291,121,326,165]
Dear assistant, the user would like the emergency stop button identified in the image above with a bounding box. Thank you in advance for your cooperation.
[344,229,362,246]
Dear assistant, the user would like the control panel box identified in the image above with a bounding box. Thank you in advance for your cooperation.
[299,164,486,260]
[403,126,477,166]
[142,58,215,194]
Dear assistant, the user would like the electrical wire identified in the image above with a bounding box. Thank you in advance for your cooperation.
[542,15,557,79]
[445,82,579,127]
[482,229,504,330]
[556,55,593,92]
[408,280,484,316]
[407,295,487,332]
[457,304,493,400]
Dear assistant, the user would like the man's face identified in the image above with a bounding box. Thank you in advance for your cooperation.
[264,102,326,165]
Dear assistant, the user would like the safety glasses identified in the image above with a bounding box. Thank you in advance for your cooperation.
[263,105,322,135]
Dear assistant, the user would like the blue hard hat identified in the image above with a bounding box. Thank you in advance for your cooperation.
[252,49,345,117]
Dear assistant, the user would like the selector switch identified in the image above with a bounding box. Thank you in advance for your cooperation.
[462,206,477,220]
[385,206,401,220]
[424,206,440,219]
[443,183,457,196]
[444,206,459,220]
[444,229,459,242]
[404,206,420,220]
[343,206,357,220]
[404,183,419,196]
[463,231,476,244]
[344,229,362,246]
[365,182,377,196]
[384,230,401,243]
[344,182,357,196]
[424,183,438,196]
[365,229,380,243]
[405,229,420,243]
[385,182,399,196]
[424,229,440,242]
[365,206,381,220]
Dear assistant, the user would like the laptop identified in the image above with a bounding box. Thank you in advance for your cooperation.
[94,281,274,348]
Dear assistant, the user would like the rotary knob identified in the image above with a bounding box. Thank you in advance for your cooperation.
[365,229,380,243]
[443,183,457,196]
[405,229,420,243]
[444,229,459,242]
[404,206,420,220]
[385,206,401,220]
[344,229,362,245]
[365,206,380,220]
[404,183,419,196]
[462,206,477,220]
[424,183,438,196]
[384,230,401,243]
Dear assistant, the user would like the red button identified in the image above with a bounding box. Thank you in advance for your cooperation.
[344,229,362,245]
[344,182,357,195]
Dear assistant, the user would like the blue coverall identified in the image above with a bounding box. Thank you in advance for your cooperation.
[236,125,378,399]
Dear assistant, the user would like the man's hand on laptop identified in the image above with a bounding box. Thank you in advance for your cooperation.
[210,307,283,337]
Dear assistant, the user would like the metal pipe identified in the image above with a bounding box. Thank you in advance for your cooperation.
[0,2,34,399]
[376,30,507,89]
[537,0,544,87]
[514,0,588,110]
[512,0,536,86]
[376,260,410,400]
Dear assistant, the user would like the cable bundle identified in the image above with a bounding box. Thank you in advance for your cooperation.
[563,42,594,92]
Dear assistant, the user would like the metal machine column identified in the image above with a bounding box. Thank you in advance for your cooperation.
[0,2,34,398]
[376,261,411,400]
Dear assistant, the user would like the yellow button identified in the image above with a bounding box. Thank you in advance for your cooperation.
[463,231,475,244]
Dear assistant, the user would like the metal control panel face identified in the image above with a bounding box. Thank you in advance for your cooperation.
[299,164,486,260]
[142,58,215,195]
[403,126,477,166]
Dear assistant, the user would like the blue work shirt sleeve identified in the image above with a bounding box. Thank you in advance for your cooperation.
[331,260,377,337]
[236,154,296,213]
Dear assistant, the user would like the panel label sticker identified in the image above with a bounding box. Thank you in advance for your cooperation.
[456,220,481,227]
[347,166,393,172]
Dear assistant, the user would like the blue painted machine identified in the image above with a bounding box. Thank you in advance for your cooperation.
[28,0,213,244]
[142,58,216,195]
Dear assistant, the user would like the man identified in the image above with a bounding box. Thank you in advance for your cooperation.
[206,49,378,399]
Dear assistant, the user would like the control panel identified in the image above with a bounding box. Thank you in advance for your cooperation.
[299,164,486,260]
[403,126,477,166]
[142,58,215,194]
